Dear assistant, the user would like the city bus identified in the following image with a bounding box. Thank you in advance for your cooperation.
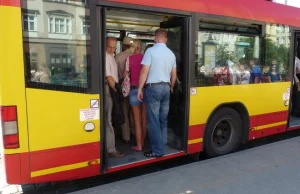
[1,0,300,185]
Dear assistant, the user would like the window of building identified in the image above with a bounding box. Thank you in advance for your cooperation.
[23,14,37,31]
[49,16,72,34]
[82,19,90,35]
[195,21,262,86]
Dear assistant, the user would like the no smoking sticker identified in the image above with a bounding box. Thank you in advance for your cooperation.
[90,99,99,108]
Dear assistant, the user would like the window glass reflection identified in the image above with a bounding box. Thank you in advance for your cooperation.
[22,0,91,90]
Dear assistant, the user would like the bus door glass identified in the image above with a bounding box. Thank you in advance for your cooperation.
[22,0,103,182]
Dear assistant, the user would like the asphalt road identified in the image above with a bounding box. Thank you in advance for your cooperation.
[70,135,300,194]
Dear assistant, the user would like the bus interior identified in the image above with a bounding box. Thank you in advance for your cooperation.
[104,9,188,167]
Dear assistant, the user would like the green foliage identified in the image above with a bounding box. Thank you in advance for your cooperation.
[265,38,290,72]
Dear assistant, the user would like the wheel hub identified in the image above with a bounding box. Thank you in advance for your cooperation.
[212,119,233,149]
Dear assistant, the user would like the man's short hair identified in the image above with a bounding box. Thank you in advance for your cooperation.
[155,28,168,38]
[106,36,117,44]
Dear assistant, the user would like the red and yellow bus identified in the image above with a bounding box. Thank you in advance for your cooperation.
[1,0,300,185]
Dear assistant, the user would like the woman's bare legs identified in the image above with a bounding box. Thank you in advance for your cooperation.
[132,105,142,150]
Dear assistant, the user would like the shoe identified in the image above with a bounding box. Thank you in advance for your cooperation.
[122,139,130,144]
[109,151,125,158]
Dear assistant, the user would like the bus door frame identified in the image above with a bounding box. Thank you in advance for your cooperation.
[90,0,195,174]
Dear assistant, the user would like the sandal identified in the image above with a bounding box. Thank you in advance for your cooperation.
[131,145,142,152]
[144,151,163,158]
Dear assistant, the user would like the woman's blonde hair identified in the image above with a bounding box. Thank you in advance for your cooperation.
[130,39,142,53]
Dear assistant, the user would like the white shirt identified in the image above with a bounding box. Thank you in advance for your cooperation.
[106,52,119,83]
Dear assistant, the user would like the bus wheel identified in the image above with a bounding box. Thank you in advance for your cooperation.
[204,107,242,157]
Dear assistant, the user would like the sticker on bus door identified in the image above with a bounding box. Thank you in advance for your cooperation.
[80,108,99,121]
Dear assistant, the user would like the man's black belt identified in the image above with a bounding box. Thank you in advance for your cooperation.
[145,82,169,87]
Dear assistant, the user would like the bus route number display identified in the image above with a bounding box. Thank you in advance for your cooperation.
[80,108,99,121]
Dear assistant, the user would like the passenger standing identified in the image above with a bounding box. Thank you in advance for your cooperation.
[137,28,177,158]
[268,61,282,82]
[115,36,133,143]
[123,40,148,151]
[249,58,262,84]
[105,37,124,158]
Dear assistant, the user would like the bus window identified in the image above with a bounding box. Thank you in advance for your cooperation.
[195,21,262,86]
[22,1,91,92]
[265,24,291,82]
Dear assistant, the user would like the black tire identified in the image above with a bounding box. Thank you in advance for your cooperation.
[204,107,242,158]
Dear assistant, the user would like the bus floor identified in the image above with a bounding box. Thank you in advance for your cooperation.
[108,128,182,167]
[290,115,300,127]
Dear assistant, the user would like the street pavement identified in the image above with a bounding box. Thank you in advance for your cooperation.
[71,136,300,194]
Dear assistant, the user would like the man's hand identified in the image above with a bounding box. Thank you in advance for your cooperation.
[170,87,174,94]
[137,88,143,102]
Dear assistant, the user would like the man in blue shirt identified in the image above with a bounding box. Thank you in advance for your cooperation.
[137,28,177,157]
[249,58,262,84]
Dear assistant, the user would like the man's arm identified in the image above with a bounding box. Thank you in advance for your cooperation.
[170,67,177,93]
[137,66,150,101]
[138,65,150,89]
[106,76,116,92]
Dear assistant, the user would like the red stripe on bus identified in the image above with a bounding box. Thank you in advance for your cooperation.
[0,0,20,7]
[4,154,22,184]
[188,124,204,154]
[30,142,100,172]
[249,111,288,128]
[188,124,205,140]
[105,152,185,174]
[188,143,203,154]
[31,165,100,183]
[249,124,286,140]
[4,153,31,184]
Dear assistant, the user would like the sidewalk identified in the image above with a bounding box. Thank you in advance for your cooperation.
[71,136,300,194]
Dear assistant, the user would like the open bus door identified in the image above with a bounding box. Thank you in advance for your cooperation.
[289,31,300,129]
[160,17,190,152]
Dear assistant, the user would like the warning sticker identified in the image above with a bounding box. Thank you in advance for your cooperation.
[80,108,99,121]
[90,99,99,108]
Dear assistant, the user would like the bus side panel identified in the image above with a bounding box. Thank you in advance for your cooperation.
[0,4,31,184]
[26,89,101,183]
[188,82,290,153]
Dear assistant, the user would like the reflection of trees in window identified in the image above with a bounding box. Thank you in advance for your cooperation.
[265,39,289,74]
[265,24,290,80]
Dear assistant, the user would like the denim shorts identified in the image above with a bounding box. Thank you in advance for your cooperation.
[129,88,146,106]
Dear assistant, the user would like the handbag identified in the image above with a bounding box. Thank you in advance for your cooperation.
[121,57,131,97]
